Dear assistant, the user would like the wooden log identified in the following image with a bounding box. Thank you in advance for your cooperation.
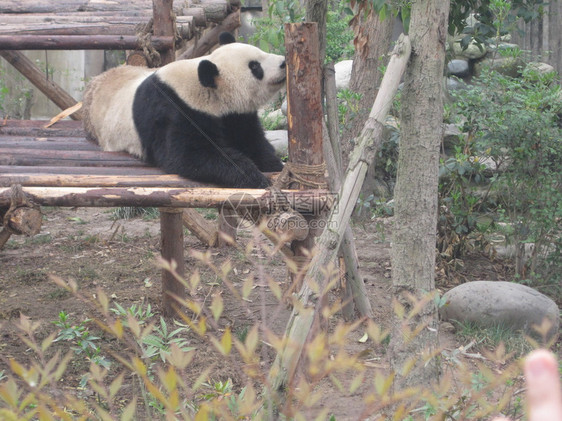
[0,119,82,132]
[2,184,42,237]
[265,210,309,242]
[181,2,228,23]
[0,35,174,50]
[0,14,197,35]
[0,149,149,167]
[269,34,411,394]
[0,165,166,176]
[160,208,186,317]
[0,186,331,211]
[0,51,82,120]
[0,0,153,14]
[177,10,241,59]
[0,0,228,15]
[0,174,207,188]
[0,228,12,249]
[0,140,100,150]
[182,208,218,247]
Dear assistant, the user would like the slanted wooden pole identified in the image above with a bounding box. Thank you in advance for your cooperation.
[152,0,184,316]
[0,50,82,120]
[268,34,411,398]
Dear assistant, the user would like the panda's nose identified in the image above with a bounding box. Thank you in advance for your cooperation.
[280,60,286,69]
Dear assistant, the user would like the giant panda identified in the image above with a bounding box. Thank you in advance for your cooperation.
[82,33,285,188]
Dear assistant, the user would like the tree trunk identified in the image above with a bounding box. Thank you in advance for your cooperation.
[341,11,394,170]
[389,0,449,392]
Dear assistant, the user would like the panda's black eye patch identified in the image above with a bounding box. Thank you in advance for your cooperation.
[249,61,264,80]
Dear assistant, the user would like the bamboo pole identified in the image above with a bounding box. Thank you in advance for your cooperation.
[323,63,373,320]
[268,33,411,395]
[0,50,83,120]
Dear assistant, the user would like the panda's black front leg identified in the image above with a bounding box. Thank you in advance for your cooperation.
[157,145,271,188]
[222,113,284,172]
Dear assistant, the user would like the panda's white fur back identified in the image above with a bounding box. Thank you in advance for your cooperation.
[83,65,154,158]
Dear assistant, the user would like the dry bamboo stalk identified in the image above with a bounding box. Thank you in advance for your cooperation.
[268,34,411,395]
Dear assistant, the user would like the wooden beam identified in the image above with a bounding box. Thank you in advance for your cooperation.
[177,10,241,60]
[0,35,174,50]
[0,174,207,188]
[0,50,82,120]
[0,186,332,210]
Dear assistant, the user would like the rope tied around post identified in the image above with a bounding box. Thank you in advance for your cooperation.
[272,162,328,190]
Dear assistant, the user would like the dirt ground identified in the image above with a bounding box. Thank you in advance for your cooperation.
[0,206,555,419]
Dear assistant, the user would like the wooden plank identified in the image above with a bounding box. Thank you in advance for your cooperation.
[0,173,206,188]
[0,35,174,50]
[0,0,153,14]
[0,150,149,167]
[0,140,100,150]
[0,165,166,176]
[0,120,81,129]
[0,136,88,143]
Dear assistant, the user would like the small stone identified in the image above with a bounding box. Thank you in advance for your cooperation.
[440,281,559,342]
[447,59,470,77]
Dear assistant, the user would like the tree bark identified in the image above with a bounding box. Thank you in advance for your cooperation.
[341,11,394,170]
[389,0,449,393]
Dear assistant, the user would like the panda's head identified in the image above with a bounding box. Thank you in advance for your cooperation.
[197,33,286,115]
[158,34,285,117]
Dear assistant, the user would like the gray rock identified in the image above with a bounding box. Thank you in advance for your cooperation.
[453,38,487,59]
[440,281,559,341]
[446,77,467,91]
[447,59,470,77]
[334,60,353,90]
[473,56,525,78]
[526,62,556,77]
[265,130,288,157]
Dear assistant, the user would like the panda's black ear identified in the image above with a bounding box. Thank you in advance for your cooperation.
[219,32,236,45]
[198,60,219,88]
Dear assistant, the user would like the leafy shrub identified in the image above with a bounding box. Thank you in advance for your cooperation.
[447,67,561,286]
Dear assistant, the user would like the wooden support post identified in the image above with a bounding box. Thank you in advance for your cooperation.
[160,208,185,317]
[152,0,175,65]
[285,22,325,280]
[152,0,183,316]
[0,50,82,120]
